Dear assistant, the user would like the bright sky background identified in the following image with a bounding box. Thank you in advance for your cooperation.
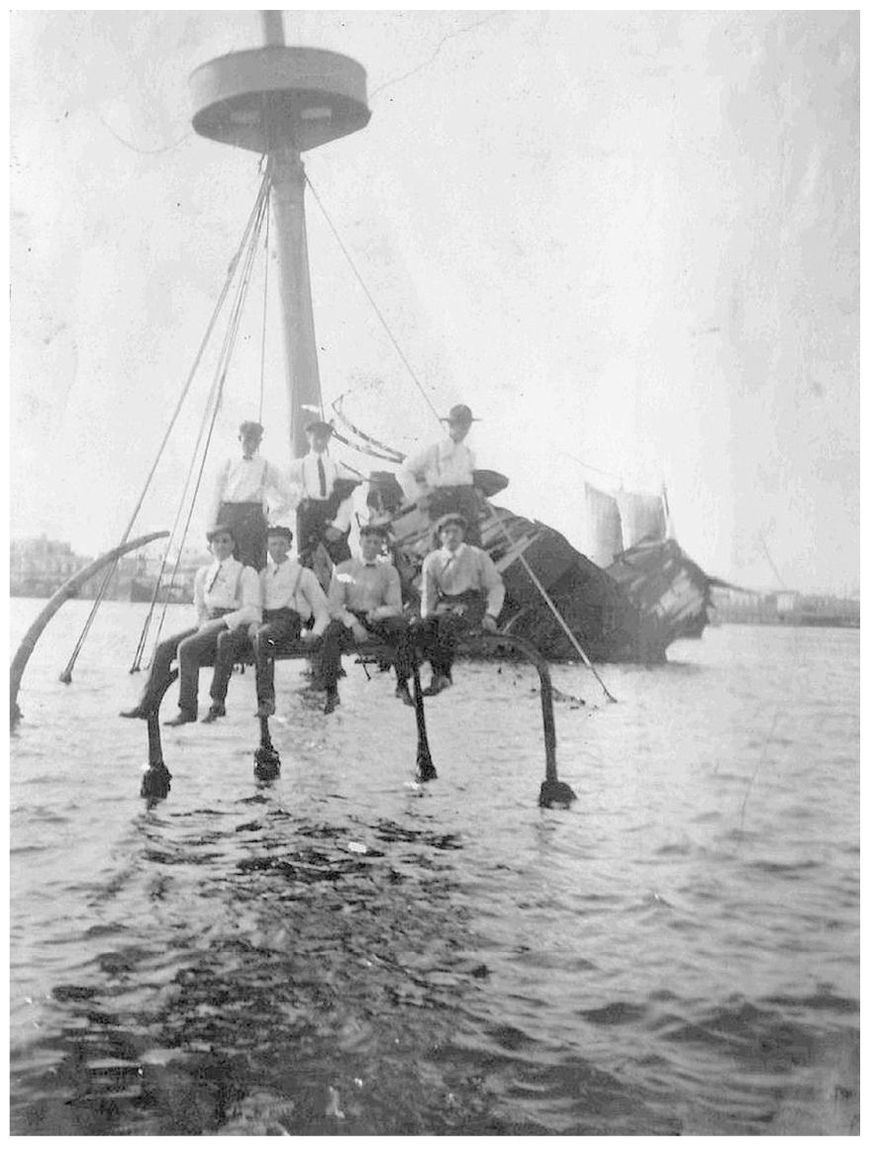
[8,6,859,593]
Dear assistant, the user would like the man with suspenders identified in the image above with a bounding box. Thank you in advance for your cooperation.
[119,525,260,725]
[246,526,330,718]
[209,420,298,572]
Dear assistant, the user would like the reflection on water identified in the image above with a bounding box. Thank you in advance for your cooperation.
[10,601,859,1134]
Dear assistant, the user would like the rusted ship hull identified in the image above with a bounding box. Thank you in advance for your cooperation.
[379,495,682,663]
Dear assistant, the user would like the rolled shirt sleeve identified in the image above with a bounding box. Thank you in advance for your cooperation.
[330,492,354,534]
[223,565,262,630]
[302,570,331,636]
[370,565,403,620]
[479,553,505,619]
[264,461,301,521]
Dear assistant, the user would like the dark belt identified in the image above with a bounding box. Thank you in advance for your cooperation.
[263,607,301,625]
[207,607,236,620]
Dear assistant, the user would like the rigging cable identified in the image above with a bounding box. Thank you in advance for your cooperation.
[127,171,273,669]
[60,167,274,683]
[305,175,442,425]
[306,178,615,698]
[143,175,271,665]
[258,182,271,425]
[481,498,617,703]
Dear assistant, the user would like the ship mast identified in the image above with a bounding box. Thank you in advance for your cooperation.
[188,11,371,456]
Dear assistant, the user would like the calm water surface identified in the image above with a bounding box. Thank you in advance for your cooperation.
[9,599,859,1135]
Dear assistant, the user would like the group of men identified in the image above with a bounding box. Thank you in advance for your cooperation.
[121,403,505,723]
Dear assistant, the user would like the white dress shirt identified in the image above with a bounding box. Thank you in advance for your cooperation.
[194,558,261,630]
[210,454,299,524]
[288,452,356,533]
[420,544,505,619]
[260,558,330,636]
[401,437,475,499]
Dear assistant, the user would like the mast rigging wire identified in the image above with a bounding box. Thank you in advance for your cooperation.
[61,168,274,682]
[135,174,272,668]
[305,174,442,425]
[483,498,617,703]
[306,174,613,690]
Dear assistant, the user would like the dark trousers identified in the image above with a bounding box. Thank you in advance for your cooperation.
[138,626,198,713]
[207,621,255,707]
[139,619,238,715]
[296,499,352,568]
[319,614,413,694]
[416,592,486,678]
[218,501,267,572]
[426,486,483,546]
[251,608,303,714]
[178,620,251,715]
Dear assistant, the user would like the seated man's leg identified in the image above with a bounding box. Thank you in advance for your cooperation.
[206,624,250,717]
[251,623,276,716]
[318,620,352,708]
[124,627,197,716]
[252,612,301,716]
[176,620,228,720]
[372,616,414,687]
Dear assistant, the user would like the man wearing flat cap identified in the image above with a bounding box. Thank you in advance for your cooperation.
[318,522,414,713]
[415,511,505,696]
[250,526,330,718]
[288,416,360,582]
[120,524,261,726]
[209,420,298,572]
[400,403,483,545]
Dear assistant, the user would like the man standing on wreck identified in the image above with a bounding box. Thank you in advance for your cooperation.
[209,420,298,572]
[400,403,483,545]
[289,417,360,577]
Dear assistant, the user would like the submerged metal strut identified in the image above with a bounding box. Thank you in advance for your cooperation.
[134,630,575,807]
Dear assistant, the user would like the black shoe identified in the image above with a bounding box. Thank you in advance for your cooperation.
[201,703,226,724]
[395,684,415,707]
[164,711,196,728]
[119,705,148,720]
[422,675,452,697]
[324,690,340,715]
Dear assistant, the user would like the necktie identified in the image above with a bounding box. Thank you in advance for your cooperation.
[317,455,327,498]
[207,562,221,593]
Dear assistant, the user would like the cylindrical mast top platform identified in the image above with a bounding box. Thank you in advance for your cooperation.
[189,46,370,153]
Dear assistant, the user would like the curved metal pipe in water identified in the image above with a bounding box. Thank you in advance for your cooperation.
[10,531,169,727]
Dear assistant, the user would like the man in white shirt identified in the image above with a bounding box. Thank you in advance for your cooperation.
[416,511,505,696]
[209,420,298,572]
[245,525,330,718]
[288,418,360,576]
[319,523,414,713]
[399,404,483,545]
[120,525,261,726]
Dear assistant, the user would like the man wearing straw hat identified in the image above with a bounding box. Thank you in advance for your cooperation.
[400,403,483,545]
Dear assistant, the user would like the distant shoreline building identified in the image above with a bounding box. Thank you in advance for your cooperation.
[711,587,859,628]
[10,536,208,603]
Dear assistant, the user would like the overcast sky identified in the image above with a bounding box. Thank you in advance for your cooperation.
[9,7,859,593]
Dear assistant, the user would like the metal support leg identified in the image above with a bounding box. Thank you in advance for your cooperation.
[411,663,437,783]
[472,634,577,808]
[140,713,172,800]
[254,715,281,780]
